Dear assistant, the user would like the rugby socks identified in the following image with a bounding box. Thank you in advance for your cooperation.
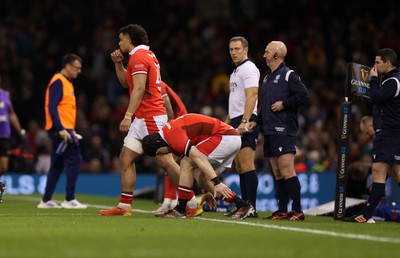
[244,170,258,209]
[239,174,248,202]
[176,185,194,214]
[276,179,289,212]
[286,176,302,212]
[363,182,385,219]
[118,192,133,210]
[223,192,248,209]
[164,175,177,200]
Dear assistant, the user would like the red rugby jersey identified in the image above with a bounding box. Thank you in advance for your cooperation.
[161,114,238,156]
[126,45,166,118]
[160,81,188,118]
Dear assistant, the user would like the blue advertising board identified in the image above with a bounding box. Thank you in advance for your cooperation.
[1,172,398,212]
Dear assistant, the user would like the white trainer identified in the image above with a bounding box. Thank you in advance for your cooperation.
[37,200,62,209]
[154,204,171,215]
[61,199,88,209]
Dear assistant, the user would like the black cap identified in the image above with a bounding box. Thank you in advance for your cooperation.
[142,133,168,157]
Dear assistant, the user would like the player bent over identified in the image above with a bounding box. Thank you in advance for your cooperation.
[142,113,255,219]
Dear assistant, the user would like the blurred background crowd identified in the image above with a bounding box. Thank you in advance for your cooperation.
[0,0,399,174]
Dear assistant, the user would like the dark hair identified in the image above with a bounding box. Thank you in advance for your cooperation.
[376,48,398,66]
[119,24,149,46]
[61,54,82,68]
[142,133,168,157]
[229,36,248,48]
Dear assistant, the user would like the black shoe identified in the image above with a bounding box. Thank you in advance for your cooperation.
[247,211,259,218]
[288,210,305,221]
[157,209,186,218]
[263,210,289,220]
[224,209,238,217]
[0,181,5,203]
[231,205,255,219]
[343,213,375,223]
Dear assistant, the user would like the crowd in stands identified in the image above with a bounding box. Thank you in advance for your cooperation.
[0,0,398,174]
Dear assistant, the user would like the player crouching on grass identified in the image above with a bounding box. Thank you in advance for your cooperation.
[142,113,255,219]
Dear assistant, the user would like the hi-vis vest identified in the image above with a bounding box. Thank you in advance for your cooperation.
[45,73,76,130]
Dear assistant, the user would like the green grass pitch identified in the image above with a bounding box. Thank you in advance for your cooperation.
[0,194,399,258]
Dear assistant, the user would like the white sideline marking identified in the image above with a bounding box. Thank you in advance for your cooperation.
[7,195,400,244]
[196,217,400,244]
[8,195,152,213]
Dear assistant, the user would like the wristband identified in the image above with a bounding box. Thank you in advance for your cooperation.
[211,177,221,186]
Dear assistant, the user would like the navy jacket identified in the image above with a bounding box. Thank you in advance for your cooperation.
[370,68,400,133]
[258,63,309,136]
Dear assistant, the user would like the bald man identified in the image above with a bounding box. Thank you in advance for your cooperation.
[249,41,310,220]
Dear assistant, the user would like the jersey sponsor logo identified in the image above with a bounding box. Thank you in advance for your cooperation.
[278,147,282,152]
[274,74,281,83]
[274,126,285,132]
[394,155,400,161]
[134,64,144,68]
[229,82,237,92]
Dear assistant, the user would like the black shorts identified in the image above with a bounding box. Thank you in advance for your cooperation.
[231,114,259,150]
[372,133,400,164]
[263,135,296,157]
[0,138,11,156]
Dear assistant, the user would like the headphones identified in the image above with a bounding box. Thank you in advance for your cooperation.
[274,53,278,59]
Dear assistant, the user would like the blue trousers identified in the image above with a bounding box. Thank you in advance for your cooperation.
[43,136,82,202]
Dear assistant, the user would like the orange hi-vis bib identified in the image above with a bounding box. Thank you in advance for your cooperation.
[45,73,76,130]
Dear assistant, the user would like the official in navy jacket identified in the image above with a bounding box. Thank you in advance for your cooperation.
[250,41,309,221]
[345,48,400,223]
[258,62,309,136]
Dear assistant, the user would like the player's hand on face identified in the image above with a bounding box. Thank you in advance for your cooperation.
[111,49,124,63]
[214,183,233,199]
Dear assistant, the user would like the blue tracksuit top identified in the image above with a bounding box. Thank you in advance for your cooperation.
[370,68,400,133]
[258,63,309,136]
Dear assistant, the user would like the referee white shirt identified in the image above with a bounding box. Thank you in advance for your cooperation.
[228,60,260,119]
